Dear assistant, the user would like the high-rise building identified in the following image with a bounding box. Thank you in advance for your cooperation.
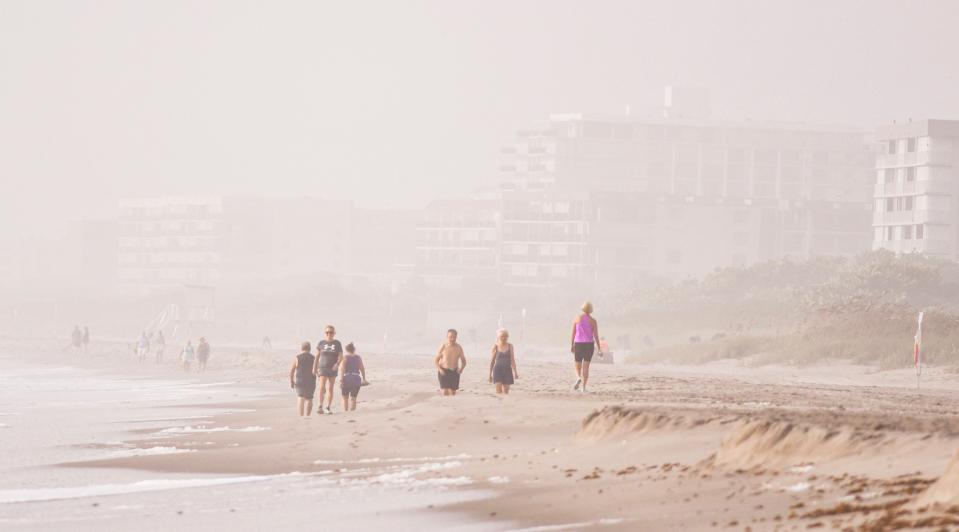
[872,119,959,259]
[490,112,874,284]
[414,196,501,288]
[117,195,396,292]
[118,196,224,290]
[500,113,871,203]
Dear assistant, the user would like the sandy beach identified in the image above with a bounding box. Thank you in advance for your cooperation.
[5,341,959,531]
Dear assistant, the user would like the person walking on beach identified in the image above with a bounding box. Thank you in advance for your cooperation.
[180,340,195,372]
[136,331,150,363]
[570,302,602,393]
[488,328,518,394]
[290,341,317,417]
[155,330,166,364]
[339,342,368,412]
[81,326,90,355]
[70,326,83,355]
[435,329,466,396]
[197,337,210,372]
[312,325,343,414]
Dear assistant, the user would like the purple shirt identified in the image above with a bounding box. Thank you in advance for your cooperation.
[574,314,594,343]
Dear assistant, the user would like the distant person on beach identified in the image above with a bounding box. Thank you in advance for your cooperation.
[435,329,466,396]
[570,302,602,393]
[262,336,273,351]
[289,341,316,417]
[488,328,518,394]
[136,331,150,363]
[82,326,90,355]
[70,326,83,355]
[181,340,195,372]
[155,330,166,364]
[339,342,368,412]
[313,325,343,414]
[197,337,210,372]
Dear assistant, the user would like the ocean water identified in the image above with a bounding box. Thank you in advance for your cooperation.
[0,356,267,474]
[0,355,504,531]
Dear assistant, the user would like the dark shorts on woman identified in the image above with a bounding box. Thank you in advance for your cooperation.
[438,368,460,390]
[318,367,338,378]
[341,374,362,398]
[295,384,316,399]
[573,342,594,363]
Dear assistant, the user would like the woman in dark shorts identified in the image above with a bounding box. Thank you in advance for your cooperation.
[338,343,368,411]
[570,302,602,393]
[289,341,316,416]
[313,325,343,415]
[488,328,518,394]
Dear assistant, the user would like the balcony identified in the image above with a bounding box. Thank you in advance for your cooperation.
[913,209,953,224]
[874,179,952,198]
[877,151,955,168]
[915,179,954,195]
[873,211,918,226]
[917,151,956,166]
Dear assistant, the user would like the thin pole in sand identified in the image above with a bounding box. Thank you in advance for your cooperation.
[914,311,924,392]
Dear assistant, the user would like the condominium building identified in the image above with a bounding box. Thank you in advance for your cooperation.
[117,195,379,292]
[872,119,959,259]
[118,196,224,289]
[414,196,501,288]
[499,191,593,287]
[500,114,872,204]
[489,112,875,285]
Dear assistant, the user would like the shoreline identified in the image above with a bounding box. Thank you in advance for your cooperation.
[6,342,959,529]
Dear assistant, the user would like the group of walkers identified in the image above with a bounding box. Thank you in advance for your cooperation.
[288,302,603,416]
[135,331,211,372]
[289,325,368,416]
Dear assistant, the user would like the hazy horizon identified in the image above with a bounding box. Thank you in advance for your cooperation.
[2,0,959,239]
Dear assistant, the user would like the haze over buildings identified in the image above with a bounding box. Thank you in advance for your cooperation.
[2,0,959,341]
[3,1,959,240]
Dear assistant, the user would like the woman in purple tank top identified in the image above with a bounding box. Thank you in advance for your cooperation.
[570,301,601,393]
[338,342,368,412]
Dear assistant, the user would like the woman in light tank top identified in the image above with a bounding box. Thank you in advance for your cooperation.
[570,301,601,393]
[488,328,518,394]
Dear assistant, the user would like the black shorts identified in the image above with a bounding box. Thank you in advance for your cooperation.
[341,383,361,398]
[318,367,338,378]
[573,342,595,363]
[295,385,315,399]
[438,368,460,390]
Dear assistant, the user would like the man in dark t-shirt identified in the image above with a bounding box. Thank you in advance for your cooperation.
[312,325,343,414]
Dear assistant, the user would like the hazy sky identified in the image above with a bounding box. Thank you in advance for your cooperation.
[2,0,958,238]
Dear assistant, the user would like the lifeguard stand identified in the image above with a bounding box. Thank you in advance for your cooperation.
[144,284,216,342]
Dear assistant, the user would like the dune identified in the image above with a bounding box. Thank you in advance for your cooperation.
[916,450,959,508]
[706,419,892,470]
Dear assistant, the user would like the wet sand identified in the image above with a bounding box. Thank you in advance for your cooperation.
[6,341,959,530]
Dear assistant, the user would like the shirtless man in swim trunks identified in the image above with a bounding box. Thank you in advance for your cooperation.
[435,329,466,396]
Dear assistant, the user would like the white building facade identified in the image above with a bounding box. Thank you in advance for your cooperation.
[873,120,959,259]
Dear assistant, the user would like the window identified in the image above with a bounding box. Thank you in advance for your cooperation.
[906,167,916,181]
[904,196,914,211]
[916,224,924,240]
[887,140,897,154]
[884,168,896,183]
[885,227,894,241]
[907,137,917,153]
[902,225,913,240]
[886,198,894,212]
